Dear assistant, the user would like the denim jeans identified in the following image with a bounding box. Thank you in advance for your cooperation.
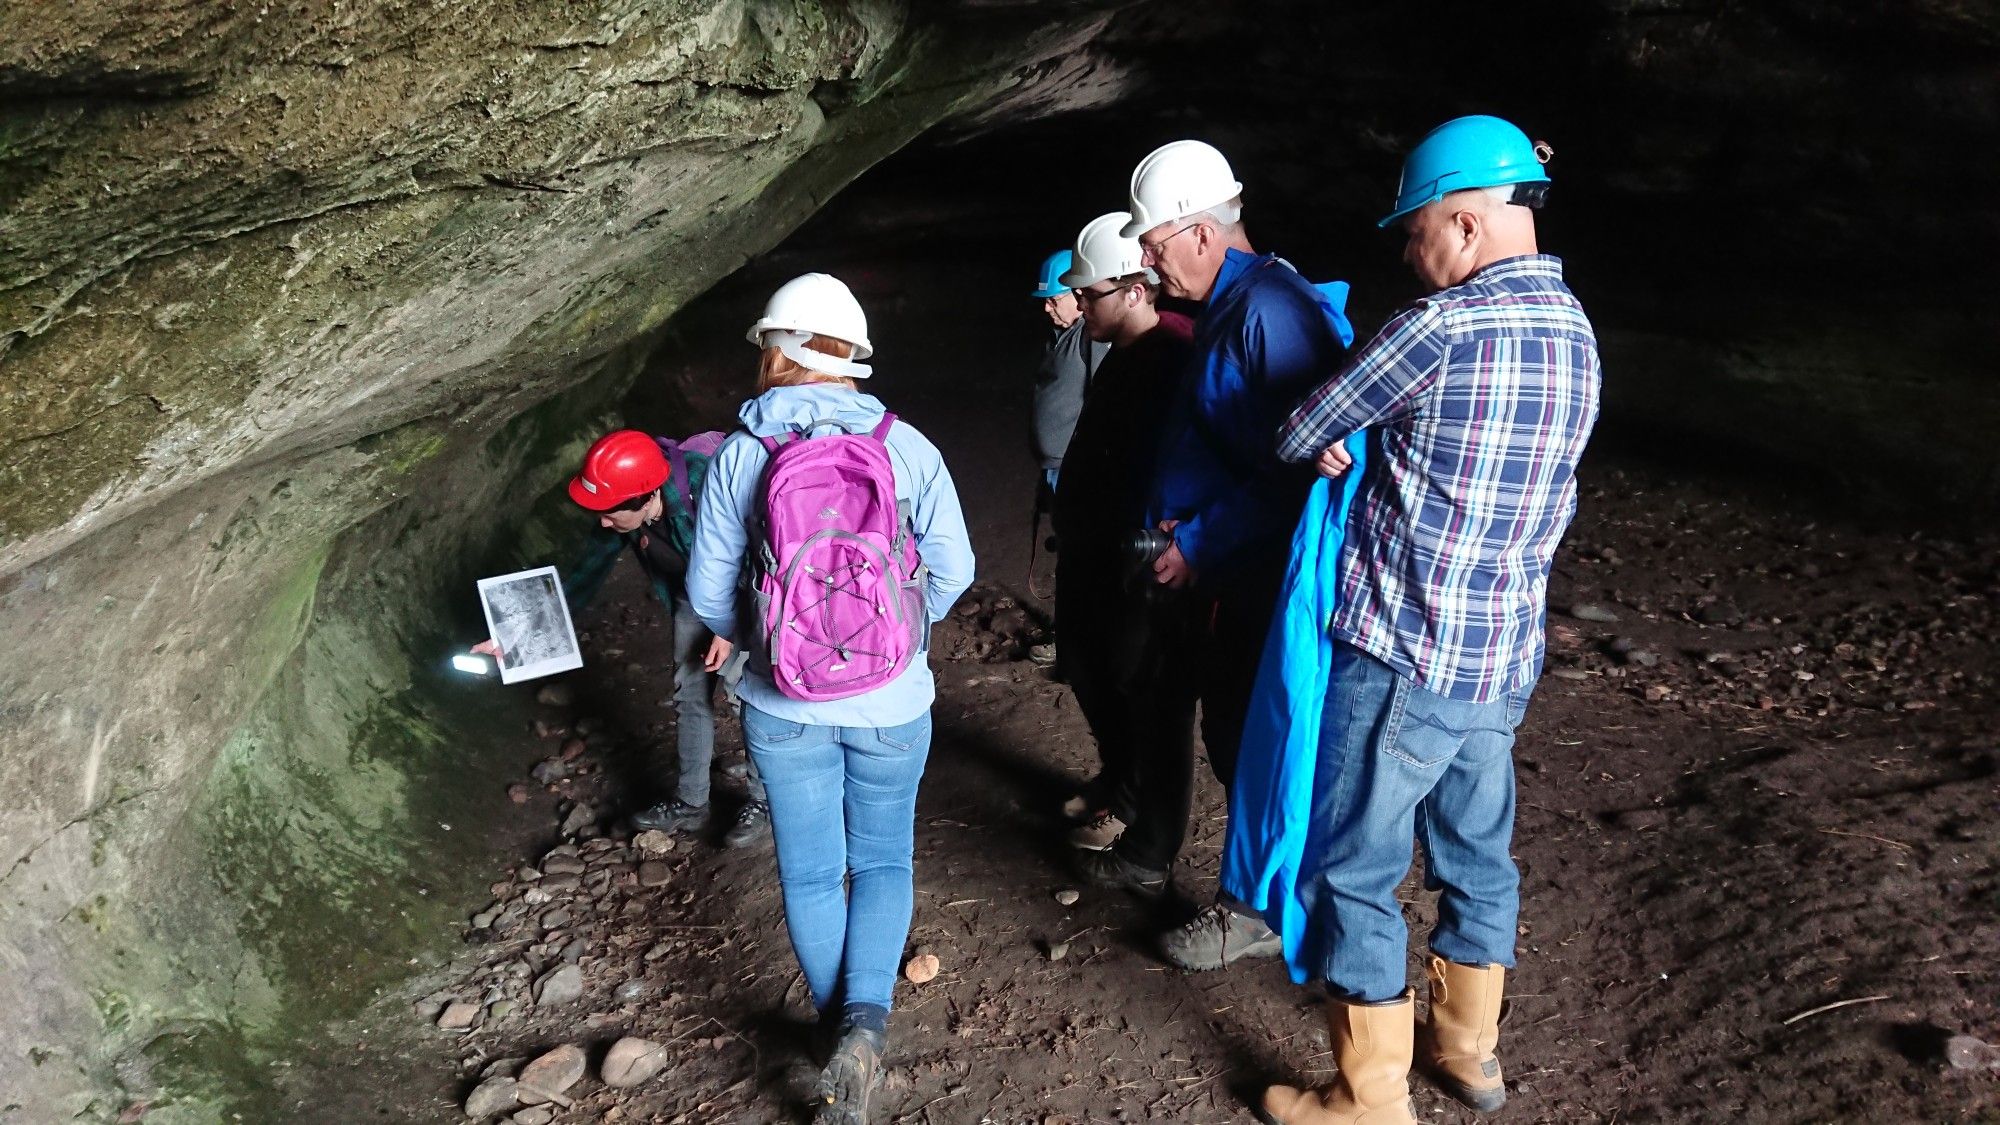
[671,597,759,807]
[1300,643,1532,1002]
[742,704,932,1013]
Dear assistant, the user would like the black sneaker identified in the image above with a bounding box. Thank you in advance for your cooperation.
[723,800,772,848]
[1076,847,1168,898]
[812,1024,884,1124]
[629,799,709,835]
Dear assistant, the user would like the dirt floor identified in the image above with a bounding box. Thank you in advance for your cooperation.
[269,355,2000,1125]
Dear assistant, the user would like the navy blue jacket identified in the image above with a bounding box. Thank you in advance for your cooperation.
[1148,249,1353,576]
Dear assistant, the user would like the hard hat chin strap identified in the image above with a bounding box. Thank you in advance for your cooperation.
[766,329,872,378]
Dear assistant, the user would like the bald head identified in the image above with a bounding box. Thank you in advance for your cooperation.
[1400,184,1540,292]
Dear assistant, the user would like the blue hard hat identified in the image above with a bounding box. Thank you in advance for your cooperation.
[1031,249,1073,298]
[1379,115,1552,228]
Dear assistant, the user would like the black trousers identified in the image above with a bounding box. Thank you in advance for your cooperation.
[1057,550,1195,822]
[1113,550,1286,873]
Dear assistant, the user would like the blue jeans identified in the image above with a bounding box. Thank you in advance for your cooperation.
[742,704,932,1013]
[1300,643,1532,1002]
[671,598,758,807]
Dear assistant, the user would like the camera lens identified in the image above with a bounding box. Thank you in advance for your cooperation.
[1123,528,1171,566]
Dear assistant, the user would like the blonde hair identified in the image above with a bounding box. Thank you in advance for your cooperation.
[757,333,860,393]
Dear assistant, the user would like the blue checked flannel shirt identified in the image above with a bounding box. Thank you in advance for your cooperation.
[1276,254,1601,703]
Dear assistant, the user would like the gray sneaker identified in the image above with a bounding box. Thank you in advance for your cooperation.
[1160,903,1282,970]
[629,799,709,835]
[723,800,771,848]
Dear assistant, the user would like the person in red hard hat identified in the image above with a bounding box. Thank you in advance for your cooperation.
[472,428,770,848]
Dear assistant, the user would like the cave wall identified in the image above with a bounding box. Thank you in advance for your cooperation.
[0,3,1128,1120]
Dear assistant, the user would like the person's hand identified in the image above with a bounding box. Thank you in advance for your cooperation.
[1313,443,1353,479]
[702,635,734,673]
[1151,521,1196,589]
[471,639,504,660]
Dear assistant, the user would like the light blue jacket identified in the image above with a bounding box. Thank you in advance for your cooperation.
[1220,431,1368,982]
[687,384,976,729]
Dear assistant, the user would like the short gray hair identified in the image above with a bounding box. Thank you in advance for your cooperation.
[1440,184,1514,212]
[1191,194,1243,230]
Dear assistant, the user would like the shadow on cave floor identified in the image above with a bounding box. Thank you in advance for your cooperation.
[266,225,1998,1123]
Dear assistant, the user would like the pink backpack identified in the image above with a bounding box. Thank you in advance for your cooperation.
[748,413,927,701]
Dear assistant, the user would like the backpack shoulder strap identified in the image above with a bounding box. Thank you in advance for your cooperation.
[656,437,695,516]
[870,412,898,442]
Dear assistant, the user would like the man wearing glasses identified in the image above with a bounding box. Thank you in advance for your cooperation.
[1046,212,1198,881]
[1117,141,1354,971]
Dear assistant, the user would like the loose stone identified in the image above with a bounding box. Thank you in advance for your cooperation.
[533,964,584,1007]
[638,861,671,888]
[632,829,676,856]
[601,1037,671,1088]
[559,802,597,836]
[437,1000,480,1030]
[516,1044,587,1104]
[463,1076,518,1118]
[1570,603,1620,623]
[540,851,585,876]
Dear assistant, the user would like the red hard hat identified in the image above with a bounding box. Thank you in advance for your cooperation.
[568,429,670,511]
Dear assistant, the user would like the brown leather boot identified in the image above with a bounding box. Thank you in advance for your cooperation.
[1417,955,1507,1111]
[1261,991,1417,1125]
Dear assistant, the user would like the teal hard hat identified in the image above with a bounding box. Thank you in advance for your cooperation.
[1031,249,1073,299]
[1379,115,1553,228]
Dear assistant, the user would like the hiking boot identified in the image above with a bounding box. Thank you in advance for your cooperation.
[813,1025,885,1124]
[1066,810,1126,851]
[1160,902,1282,970]
[723,800,772,848]
[1076,848,1167,898]
[629,799,709,835]
[1262,992,1417,1124]
[1417,956,1507,1112]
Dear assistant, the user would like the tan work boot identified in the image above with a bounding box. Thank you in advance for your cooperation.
[1417,955,1507,1112]
[1261,992,1416,1125]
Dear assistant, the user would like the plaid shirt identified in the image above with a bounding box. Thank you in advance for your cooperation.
[1277,254,1601,702]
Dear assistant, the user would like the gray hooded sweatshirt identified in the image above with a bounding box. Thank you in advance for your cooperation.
[1033,320,1110,469]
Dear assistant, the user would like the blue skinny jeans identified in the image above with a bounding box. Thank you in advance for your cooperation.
[742,704,931,1014]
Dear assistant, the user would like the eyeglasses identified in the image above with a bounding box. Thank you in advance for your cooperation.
[1074,282,1133,305]
[1137,221,1200,263]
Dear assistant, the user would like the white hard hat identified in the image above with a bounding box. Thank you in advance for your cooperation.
[1118,140,1243,238]
[1058,212,1158,289]
[745,273,874,359]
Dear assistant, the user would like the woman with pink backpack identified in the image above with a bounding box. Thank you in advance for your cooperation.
[686,273,974,1123]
